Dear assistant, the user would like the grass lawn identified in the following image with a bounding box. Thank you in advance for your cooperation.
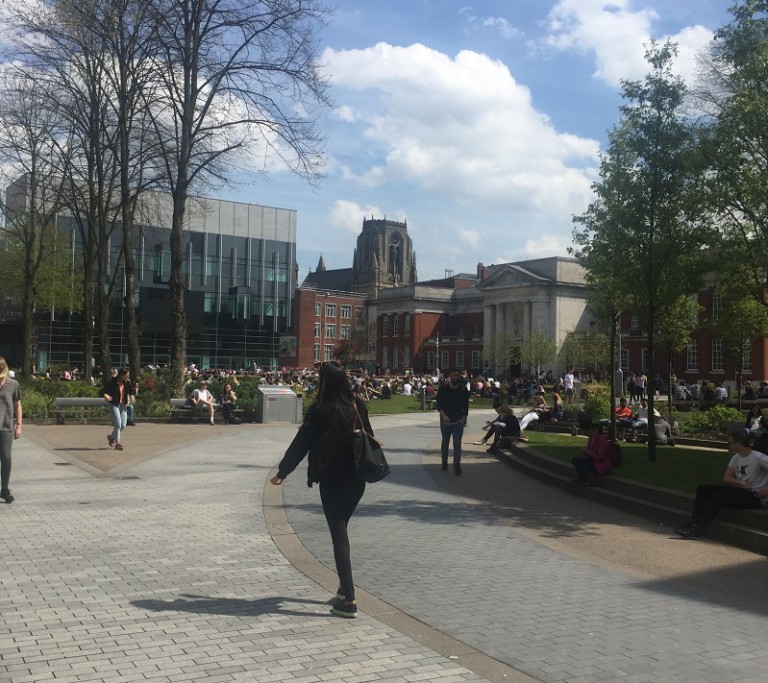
[523,431,731,495]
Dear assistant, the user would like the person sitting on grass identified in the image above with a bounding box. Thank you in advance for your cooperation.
[571,424,612,486]
[674,431,768,539]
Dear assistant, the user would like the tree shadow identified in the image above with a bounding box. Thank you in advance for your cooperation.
[131,593,334,618]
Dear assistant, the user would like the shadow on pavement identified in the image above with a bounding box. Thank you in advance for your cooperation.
[132,593,334,618]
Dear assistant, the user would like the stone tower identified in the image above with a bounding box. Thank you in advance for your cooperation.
[352,217,417,298]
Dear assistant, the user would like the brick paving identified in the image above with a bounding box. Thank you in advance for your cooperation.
[3,414,768,682]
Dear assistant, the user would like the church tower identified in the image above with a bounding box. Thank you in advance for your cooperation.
[352,217,417,299]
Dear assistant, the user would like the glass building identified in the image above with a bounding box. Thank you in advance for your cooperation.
[6,185,298,371]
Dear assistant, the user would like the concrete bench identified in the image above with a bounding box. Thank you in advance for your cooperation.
[53,397,109,425]
[170,398,222,424]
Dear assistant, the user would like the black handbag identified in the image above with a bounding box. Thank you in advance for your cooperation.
[350,405,390,483]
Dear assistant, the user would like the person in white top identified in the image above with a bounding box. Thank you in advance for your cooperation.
[564,366,576,406]
[628,398,661,442]
[402,380,412,396]
[675,431,768,539]
[190,381,216,425]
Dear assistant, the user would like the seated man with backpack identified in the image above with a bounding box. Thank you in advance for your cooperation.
[484,404,521,453]
[572,424,621,486]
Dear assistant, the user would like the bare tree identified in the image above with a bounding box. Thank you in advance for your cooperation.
[150,0,329,391]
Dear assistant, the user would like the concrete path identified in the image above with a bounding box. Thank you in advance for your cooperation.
[1,414,768,682]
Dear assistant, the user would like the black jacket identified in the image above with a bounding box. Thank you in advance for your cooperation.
[436,381,470,422]
[277,398,373,487]
[99,377,129,406]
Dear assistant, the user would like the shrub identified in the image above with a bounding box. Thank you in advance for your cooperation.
[678,404,743,435]
[580,392,611,426]
[20,388,52,418]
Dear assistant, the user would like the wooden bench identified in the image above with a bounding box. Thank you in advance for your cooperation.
[169,398,223,424]
[53,397,109,425]
[532,410,580,436]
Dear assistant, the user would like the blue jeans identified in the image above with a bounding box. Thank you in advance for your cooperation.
[109,404,128,444]
[440,420,465,468]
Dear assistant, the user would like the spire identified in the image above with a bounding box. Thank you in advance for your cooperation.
[316,253,326,272]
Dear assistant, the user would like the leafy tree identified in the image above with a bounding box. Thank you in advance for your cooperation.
[572,41,707,461]
[696,1,768,281]
[519,331,557,377]
[656,295,702,412]
[483,332,520,378]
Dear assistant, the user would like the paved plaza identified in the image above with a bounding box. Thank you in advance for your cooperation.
[2,412,768,682]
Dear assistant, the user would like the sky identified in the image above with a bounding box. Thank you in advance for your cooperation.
[1,0,733,283]
[218,0,735,283]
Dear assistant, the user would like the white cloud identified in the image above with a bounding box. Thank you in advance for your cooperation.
[322,42,598,227]
[482,17,523,40]
[328,199,393,233]
[542,0,714,86]
[458,228,482,248]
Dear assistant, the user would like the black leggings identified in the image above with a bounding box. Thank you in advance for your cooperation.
[319,476,365,602]
[0,431,12,489]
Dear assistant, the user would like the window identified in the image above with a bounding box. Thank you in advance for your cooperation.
[382,316,389,337]
[427,351,435,369]
[356,306,364,320]
[403,346,410,367]
[441,351,449,370]
[325,324,336,339]
[712,338,724,372]
[204,292,216,313]
[620,349,629,372]
[473,323,481,336]
[712,290,722,321]
[641,348,649,372]
[690,293,700,324]
[472,350,481,369]
[456,350,465,369]
[392,347,399,368]
[324,344,334,361]
[314,323,321,338]
[743,352,753,372]
[392,314,400,336]
[341,325,351,339]
[340,305,352,319]
[325,303,336,318]
[404,314,411,335]
[381,346,388,368]
[687,340,699,372]
[314,302,321,316]
[313,344,320,362]
[630,315,639,329]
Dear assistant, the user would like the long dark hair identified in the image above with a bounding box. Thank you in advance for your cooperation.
[311,364,357,456]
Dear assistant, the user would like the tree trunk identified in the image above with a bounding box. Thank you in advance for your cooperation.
[169,186,188,394]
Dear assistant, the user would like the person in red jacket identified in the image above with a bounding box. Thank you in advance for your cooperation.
[572,424,612,486]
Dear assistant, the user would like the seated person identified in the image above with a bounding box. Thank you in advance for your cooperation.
[653,417,675,446]
[675,431,768,539]
[713,382,728,402]
[221,383,240,424]
[600,397,634,437]
[628,398,661,442]
[518,395,548,438]
[572,424,612,486]
[674,380,691,401]
[743,381,757,401]
[745,405,768,439]
[759,381,768,399]
[485,405,521,453]
[688,382,701,401]
[186,381,217,425]
[541,393,565,422]
[380,381,392,400]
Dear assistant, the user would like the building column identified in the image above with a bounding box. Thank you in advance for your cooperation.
[495,303,506,336]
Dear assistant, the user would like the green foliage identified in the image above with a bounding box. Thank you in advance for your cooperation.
[580,386,611,425]
[19,387,51,418]
[558,331,611,374]
[520,331,557,372]
[677,405,744,435]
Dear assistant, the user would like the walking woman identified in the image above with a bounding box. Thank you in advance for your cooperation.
[0,357,22,503]
[100,368,130,451]
[270,363,372,618]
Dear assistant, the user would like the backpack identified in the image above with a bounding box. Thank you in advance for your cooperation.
[608,440,623,468]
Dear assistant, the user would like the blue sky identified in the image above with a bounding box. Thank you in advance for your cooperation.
[218,2,738,281]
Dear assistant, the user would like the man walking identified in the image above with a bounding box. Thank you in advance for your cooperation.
[436,369,470,476]
[0,357,22,503]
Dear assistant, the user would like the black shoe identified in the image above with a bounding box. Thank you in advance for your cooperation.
[1,488,14,504]
[330,602,358,618]
[674,524,703,539]
[126,421,136,426]
[441,462,448,471]
[454,466,462,476]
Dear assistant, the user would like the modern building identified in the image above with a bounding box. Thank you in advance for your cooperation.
[4,180,298,370]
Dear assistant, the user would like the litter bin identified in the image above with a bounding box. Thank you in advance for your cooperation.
[257,386,303,423]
